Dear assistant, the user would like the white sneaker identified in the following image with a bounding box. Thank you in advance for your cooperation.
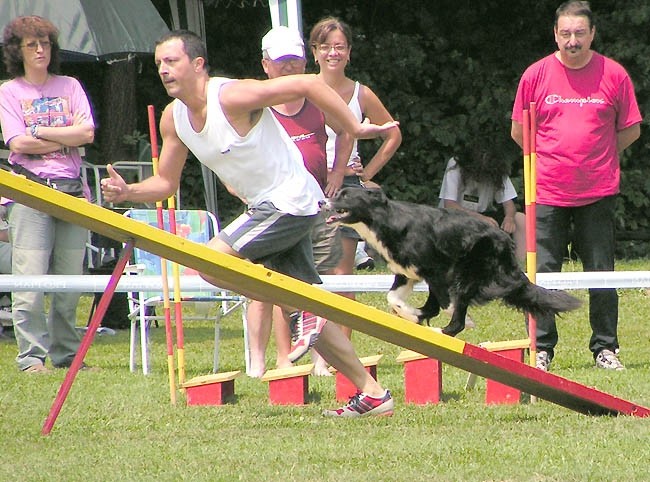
[536,350,552,371]
[0,306,12,322]
[355,246,375,271]
[595,349,625,370]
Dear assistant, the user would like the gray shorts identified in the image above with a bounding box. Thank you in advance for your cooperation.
[218,202,321,284]
[311,210,342,273]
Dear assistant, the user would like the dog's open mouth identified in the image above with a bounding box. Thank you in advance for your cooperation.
[326,209,349,224]
[322,199,350,224]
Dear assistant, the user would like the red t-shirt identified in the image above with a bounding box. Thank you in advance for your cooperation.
[512,52,642,206]
[271,100,328,189]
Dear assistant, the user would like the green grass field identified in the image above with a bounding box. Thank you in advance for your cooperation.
[2,260,650,481]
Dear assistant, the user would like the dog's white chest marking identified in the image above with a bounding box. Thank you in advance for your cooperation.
[350,223,420,280]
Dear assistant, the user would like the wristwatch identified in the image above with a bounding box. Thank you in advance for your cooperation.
[30,124,40,139]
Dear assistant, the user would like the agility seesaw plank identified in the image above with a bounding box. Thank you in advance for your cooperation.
[1,170,648,417]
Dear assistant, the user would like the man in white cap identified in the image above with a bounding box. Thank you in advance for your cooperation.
[245,26,353,378]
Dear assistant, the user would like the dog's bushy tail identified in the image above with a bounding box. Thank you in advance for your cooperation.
[502,280,582,318]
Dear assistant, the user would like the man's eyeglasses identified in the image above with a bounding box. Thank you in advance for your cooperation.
[21,40,51,51]
[316,44,348,54]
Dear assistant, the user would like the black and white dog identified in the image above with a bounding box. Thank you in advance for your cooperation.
[325,188,581,336]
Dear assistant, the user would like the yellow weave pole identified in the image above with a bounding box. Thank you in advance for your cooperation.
[523,109,533,278]
[523,102,537,366]
[166,191,186,387]
[148,105,177,404]
[527,102,538,369]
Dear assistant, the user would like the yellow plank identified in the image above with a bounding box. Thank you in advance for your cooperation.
[396,350,428,363]
[479,339,531,352]
[0,170,466,360]
[181,371,241,388]
[328,354,383,374]
[261,364,314,382]
[359,354,383,366]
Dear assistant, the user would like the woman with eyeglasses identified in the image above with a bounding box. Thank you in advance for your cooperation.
[0,16,95,373]
[309,17,402,339]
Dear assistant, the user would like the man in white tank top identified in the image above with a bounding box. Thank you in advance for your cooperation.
[101,30,398,417]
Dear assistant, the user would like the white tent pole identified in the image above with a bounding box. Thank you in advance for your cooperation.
[269,0,303,34]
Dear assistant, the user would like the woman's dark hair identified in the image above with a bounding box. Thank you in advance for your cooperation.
[308,16,353,50]
[453,143,511,193]
[2,15,61,77]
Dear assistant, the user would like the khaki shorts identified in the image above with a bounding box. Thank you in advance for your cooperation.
[311,210,342,274]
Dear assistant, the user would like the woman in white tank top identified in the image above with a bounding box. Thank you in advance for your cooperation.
[309,16,402,338]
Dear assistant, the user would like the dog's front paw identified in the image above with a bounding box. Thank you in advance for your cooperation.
[390,303,421,323]
[441,321,465,337]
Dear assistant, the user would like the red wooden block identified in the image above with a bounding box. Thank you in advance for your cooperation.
[396,350,442,405]
[182,371,241,406]
[469,339,530,405]
[261,364,313,405]
[332,355,383,402]
[485,347,526,405]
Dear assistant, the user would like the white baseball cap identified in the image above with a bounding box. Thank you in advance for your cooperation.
[261,26,305,60]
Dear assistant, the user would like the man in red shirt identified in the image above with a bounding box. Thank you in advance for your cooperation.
[511,1,641,371]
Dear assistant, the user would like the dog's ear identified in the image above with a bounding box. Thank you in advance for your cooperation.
[365,187,389,205]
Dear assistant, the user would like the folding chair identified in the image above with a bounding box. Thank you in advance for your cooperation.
[81,160,176,270]
[124,209,245,375]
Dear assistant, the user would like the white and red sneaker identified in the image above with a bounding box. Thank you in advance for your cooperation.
[323,390,394,417]
[287,311,327,363]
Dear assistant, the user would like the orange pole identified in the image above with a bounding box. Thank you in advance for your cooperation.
[148,105,177,404]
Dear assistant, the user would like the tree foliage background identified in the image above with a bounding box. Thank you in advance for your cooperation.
[132,0,650,256]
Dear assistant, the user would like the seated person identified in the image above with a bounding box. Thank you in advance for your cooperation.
[439,145,526,263]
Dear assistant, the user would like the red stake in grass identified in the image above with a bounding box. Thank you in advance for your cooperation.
[42,240,134,435]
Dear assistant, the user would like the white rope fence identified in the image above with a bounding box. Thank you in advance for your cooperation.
[1,272,650,293]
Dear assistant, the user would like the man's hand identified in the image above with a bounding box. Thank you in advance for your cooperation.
[501,215,516,234]
[325,170,344,198]
[355,119,400,139]
[100,164,128,203]
[72,112,88,126]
